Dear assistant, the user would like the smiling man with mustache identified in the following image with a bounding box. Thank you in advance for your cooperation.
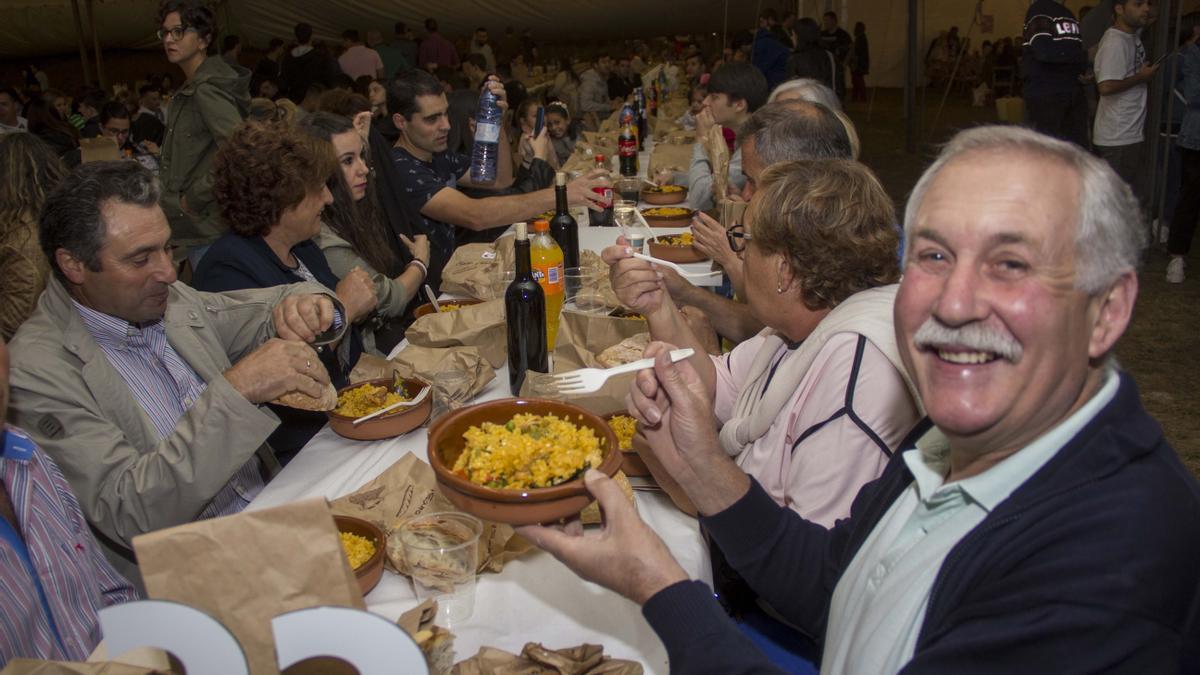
[517,126,1200,674]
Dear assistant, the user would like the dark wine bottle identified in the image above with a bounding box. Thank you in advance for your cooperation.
[549,172,579,270]
[506,222,549,395]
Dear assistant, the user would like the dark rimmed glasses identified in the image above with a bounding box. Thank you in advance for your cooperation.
[726,223,753,253]
[157,25,196,42]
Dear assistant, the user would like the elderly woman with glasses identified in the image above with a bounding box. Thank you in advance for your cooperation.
[604,159,920,527]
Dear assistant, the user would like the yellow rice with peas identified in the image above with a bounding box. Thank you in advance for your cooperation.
[607,415,637,451]
[340,531,376,569]
[333,383,410,418]
[453,413,604,489]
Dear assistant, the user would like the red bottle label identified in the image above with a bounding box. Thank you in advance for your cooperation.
[591,187,613,207]
[618,138,636,158]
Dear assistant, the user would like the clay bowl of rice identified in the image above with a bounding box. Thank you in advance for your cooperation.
[327,376,431,441]
[647,229,707,264]
[428,398,622,525]
[640,184,688,206]
[413,298,483,319]
[603,411,649,478]
[334,515,386,596]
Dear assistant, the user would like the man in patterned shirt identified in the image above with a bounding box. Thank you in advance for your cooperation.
[387,69,609,290]
[0,336,141,668]
[8,161,341,584]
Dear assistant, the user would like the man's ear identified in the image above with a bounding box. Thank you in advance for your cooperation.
[392,112,407,135]
[55,248,88,286]
[1087,270,1138,361]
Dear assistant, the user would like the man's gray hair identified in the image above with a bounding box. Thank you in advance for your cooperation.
[741,100,853,164]
[767,77,843,111]
[903,125,1146,294]
[40,160,161,283]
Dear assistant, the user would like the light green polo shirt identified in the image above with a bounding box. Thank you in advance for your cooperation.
[821,371,1119,674]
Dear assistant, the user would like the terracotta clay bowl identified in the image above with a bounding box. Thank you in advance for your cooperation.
[602,411,650,478]
[640,186,689,206]
[647,233,707,264]
[427,398,622,525]
[327,377,431,441]
[334,515,386,596]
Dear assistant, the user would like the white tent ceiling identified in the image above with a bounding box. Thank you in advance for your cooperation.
[1,0,1044,88]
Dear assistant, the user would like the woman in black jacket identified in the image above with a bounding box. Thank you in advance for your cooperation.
[193,122,375,462]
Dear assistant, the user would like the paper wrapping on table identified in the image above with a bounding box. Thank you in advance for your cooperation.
[132,499,364,675]
[648,141,693,177]
[329,453,531,576]
[700,125,731,208]
[657,97,690,122]
[79,137,121,164]
[581,131,618,153]
[560,149,597,176]
[451,643,642,674]
[518,309,648,415]
[0,661,166,675]
[440,236,516,300]
[597,107,623,133]
[406,300,508,368]
[578,251,622,311]
[578,471,635,525]
[350,349,495,400]
[719,199,749,228]
[397,600,455,675]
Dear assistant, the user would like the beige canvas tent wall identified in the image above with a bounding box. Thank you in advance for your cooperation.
[0,0,1071,89]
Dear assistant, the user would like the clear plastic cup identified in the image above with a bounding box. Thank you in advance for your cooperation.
[430,371,473,422]
[397,512,482,627]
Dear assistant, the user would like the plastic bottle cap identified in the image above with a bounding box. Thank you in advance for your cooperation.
[516,222,528,240]
[533,219,550,232]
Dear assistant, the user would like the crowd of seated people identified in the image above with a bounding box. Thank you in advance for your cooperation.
[1,1,1200,672]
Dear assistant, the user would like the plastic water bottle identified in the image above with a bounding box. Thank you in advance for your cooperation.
[470,85,502,183]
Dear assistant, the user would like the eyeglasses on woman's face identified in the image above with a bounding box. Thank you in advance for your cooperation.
[726,222,753,253]
[157,25,196,42]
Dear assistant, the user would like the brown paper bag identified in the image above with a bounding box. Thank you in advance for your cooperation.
[406,300,508,368]
[578,251,622,311]
[648,141,693,176]
[79,137,121,164]
[451,643,642,675]
[1,661,166,675]
[700,125,731,207]
[329,454,531,576]
[133,499,364,675]
[516,310,648,415]
[440,237,516,300]
[397,600,455,675]
[596,107,623,133]
[350,348,495,400]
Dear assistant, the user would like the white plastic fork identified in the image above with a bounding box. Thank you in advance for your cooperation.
[551,348,695,395]
[631,252,723,278]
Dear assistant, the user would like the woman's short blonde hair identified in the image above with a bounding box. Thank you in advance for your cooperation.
[751,159,900,311]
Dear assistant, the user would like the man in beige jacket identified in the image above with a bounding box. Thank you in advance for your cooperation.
[7,161,340,583]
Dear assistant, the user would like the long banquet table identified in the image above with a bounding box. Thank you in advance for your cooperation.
[249,226,717,673]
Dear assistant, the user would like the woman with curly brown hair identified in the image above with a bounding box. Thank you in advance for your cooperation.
[606,158,920,526]
[192,122,377,460]
[0,133,67,340]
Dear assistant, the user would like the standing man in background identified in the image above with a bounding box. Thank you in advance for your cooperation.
[1023,0,1090,148]
[156,0,249,269]
[1093,0,1158,204]
[819,11,853,100]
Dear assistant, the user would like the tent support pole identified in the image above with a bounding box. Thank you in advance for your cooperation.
[85,0,106,91]
[905,0,918,153]
[70,0,93,87]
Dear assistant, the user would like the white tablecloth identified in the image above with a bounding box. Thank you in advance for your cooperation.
[249,227,715,673]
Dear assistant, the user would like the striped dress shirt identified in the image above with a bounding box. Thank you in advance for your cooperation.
[72,301,264,518]
[0,426,140,667]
